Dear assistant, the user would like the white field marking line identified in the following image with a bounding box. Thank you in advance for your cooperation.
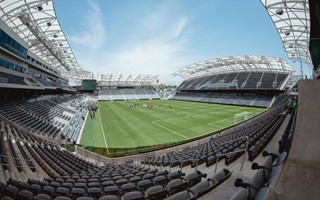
[150,109,228,140]
[207,116,235,126]
[152,121,190,139]
[98,103,110,154]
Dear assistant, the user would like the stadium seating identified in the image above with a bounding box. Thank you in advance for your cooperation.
[0,92,297,200]
[177,72,289,91]
[171,93,274,108]
[99,88,160,101]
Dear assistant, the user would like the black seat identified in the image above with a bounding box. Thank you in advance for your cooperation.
[54,197,72,200]
[88,182,100,188]
[121,183,137,193]
[208,168,232,187]
[167,171,185,180]
[166,179,187,195]
[87,187,102,199]
[41,186,55,196]
[153,175,169,186]
[36,194,52,200]
[50,182,61,189]
[122,191,145,200]
[102,181,115,188]
[103,186,120,196]
[76,197,94,200]
[21,190,34,200]
[29,184,42,195]
[188,180,214,198]
[167,190,195,200]
[115,178,128,186]
[71,188,86,198]
[74,182,87,189]
[142,174,155,180]
[137,179,153,192]
[184,171,206,187]
[3,185,19,197]
[56,187,70,196]
[145,185,167,200]
[129,176,142,185]
[98,195,120,200]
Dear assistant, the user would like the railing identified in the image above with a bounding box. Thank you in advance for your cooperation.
[214,136,249,173]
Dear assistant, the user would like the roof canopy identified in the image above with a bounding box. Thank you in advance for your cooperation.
[260,0,311,64]
[173,55,294,80]
[0,0,158,84]
[80,73,158,86]
[0,0,89,78]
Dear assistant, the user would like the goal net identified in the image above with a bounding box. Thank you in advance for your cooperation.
[234,111,255,124]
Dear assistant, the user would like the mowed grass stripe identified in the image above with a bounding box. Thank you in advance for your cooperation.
[80,100,265,149]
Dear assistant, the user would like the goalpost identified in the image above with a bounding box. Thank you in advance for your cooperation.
[234,111,255,124]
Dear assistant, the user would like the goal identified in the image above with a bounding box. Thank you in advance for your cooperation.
[234,111,255,124]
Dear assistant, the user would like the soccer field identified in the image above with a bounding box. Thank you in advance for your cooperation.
[80,100,265,157]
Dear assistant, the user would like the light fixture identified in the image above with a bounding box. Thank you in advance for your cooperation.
[276,9,283,15]
[284,30,290,36]
[37,5,43,11]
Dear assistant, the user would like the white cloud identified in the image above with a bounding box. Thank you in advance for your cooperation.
[70,1,195,83]
[69,1,106,50]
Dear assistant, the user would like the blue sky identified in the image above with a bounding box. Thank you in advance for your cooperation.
[55,0,310,84]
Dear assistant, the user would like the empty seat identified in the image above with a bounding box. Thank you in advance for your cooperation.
[137,179,153,192]
[121,183,137,193]
[122,191,145,200]
[21,190,34,200]
[145,185,167,200]
[87,187,102,199]
[208,168,232,186]
[56,187,70,196]
[168,171,185,180]
[71,188,86,198]
[189,180,214,198]
[153,175,169,186]
[103,186,120,196]
[41,186,55,196]
[229,188,247,200]
[184,171,206,187]
[98,196,121,200]
[166,179,187,195]
[54,197,72,200]
[167,190,195,200]
[36,194,52,200]
[76,197,94,200]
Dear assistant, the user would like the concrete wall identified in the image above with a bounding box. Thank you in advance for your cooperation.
[268,79,320,200]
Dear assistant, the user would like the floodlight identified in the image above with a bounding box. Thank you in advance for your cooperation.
[37,5,43,11]
[284,30,290,35]
[276,9,283,15]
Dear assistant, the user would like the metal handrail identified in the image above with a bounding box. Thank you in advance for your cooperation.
[214,136,249,173]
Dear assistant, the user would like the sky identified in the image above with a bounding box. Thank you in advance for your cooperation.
[54,0,311,85]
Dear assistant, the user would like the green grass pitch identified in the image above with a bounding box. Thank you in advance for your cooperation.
[79,100,265,157]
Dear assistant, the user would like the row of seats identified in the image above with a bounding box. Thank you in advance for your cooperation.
[171,93,274,108]
[0,168,231,200]
[230,150,288,200]
[177,72,289,91]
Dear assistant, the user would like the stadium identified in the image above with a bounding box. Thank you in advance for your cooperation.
[0,0,319,200]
